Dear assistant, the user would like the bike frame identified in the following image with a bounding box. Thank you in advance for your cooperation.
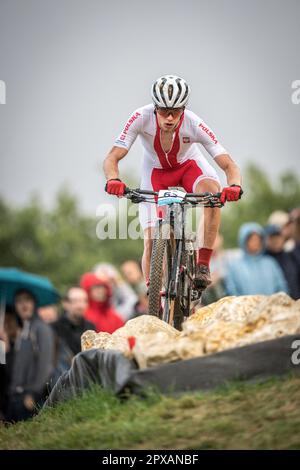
[158,203,186,301]
[124,187,222,325]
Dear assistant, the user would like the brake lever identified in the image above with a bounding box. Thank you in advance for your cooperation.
[131,196,146,203]
[125,192,146,203]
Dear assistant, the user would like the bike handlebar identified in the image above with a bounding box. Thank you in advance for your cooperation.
[124,188,221,197]
[124,187,224,207]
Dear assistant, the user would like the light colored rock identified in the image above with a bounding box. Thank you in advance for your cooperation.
[133,332,204,369]
[184,295,265,328]
[113,314,179,340]
[180,292,300,355]
[81,293,300,369]
[81,330,129,355]
[81,314,179,358]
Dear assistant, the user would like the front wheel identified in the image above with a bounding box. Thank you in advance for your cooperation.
[148,222,174,319]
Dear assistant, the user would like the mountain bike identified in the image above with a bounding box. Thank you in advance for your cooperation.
[125,187,223,330]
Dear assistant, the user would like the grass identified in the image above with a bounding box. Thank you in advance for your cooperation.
[0,374,300,450]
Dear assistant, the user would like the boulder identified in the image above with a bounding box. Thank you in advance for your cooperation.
[81,293,300,369]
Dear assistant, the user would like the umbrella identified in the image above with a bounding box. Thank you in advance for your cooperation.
[0,267,60,308]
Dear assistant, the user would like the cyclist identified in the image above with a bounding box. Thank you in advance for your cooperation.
[104,75,243,290]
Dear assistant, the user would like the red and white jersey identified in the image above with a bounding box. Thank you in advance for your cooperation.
[114,103,227,169]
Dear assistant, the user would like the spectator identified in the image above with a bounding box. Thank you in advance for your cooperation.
[0,308,21,420]
[291,208,300,243]
[80,273,124,333]
[290,208,300,265]
[132,282,149,317]
[52,287,95,356]
[0,333,7,420]
[120,260,146,294]
[38,304,59,324]
[6,289,55,422]
[224,223,288,296]
[265,224,300,299]
[120,260,149,316]
[268,210,294,252]
[49,287,95,387]
[94,263,137,321]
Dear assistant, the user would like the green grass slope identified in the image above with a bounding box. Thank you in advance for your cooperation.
[1,374,300,450]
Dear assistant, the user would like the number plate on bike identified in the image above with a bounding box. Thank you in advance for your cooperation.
[157,189,186,206]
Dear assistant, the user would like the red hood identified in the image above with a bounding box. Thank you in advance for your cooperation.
[80,272,113,298]
[79,272,124,333]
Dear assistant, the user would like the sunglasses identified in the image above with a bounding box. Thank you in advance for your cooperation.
[156,107,184,117]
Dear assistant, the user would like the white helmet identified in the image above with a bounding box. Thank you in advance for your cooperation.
[151,75,191,108]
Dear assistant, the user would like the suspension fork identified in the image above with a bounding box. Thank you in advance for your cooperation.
[169,204,185,299]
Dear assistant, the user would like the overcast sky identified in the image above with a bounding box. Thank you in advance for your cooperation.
[0,0,299,214]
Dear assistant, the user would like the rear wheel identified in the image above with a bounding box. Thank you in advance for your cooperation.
[173,245,195,330]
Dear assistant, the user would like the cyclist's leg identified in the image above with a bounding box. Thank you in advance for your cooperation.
[181,158,221,249]
[140,164,187,283]
[181,159,221,287]
[139,164,163,283]
[141,226,155,284]
[194,178,221,250]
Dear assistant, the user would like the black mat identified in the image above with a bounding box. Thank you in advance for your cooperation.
[44,334,300,408]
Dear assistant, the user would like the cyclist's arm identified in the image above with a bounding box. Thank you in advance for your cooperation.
[194,116,227,159]
[193,114,242,188]
[103,146,128,180]
[215,154,242,186]
[103,108,142,180]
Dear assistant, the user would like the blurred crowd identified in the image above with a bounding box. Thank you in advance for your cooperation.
[0,207,299,424]
[0,260,148,424]
[202,208,300,304]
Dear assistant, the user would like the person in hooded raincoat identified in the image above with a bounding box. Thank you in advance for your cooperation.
[224,223,288,296]
[80,272,124,333]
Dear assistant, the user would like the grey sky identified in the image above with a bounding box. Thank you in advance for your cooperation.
[0,0,299,214]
